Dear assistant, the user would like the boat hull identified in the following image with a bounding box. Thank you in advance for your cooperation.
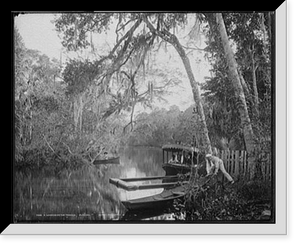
[162,163,207,177]
[162,163,191,176]
[93,157,120,165]
[121,185,187,211]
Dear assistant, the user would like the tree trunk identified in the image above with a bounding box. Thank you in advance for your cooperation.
[250,48,260,117]
[143,17,212,154]
[172,40,212,154]
[215,13,257,180]
[73,94,84,134]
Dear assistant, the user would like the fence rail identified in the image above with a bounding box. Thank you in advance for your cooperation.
[214,149,271,181]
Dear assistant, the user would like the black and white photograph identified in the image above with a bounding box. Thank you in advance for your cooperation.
[10,8,286,234]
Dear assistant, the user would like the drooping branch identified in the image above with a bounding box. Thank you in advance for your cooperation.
[92,17,143,84]
[97,18,143,88]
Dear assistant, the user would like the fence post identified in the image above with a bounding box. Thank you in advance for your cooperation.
[245,151,249,180]
[224,150,228,171]
[229,150,233,175]
[234,150,239,177]
[230,150,234,175]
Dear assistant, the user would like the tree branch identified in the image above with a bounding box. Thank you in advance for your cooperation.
[43,135,56,154]
[143,16,173,44]
[117,18,133,32]
[181,44,206,52]
[62,142,76,156]
[111,18,142,57]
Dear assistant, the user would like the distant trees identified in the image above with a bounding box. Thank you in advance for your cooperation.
[125,106,181,147]
[14,28,65,163]
[125,104,219,150]
[14,27,126,174]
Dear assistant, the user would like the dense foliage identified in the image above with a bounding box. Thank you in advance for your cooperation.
[173,176,272,221]
[202,13,272,148]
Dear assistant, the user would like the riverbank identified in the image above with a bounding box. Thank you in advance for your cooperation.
[173,177,273,222]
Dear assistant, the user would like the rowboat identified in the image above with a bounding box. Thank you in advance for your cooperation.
[109,175,188,211]
[162,163,191,176]
[108,144,208,212]
[161,144,205,176]
[121,185,188,211]
[93,156,120,165]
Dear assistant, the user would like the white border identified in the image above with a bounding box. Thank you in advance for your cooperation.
[3,3,286,235]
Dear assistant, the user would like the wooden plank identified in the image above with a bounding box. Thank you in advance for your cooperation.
[233,151,236,175]
[240,151,244,176]
[232,151,235,175]
[109,178,187,191]
[229,150,232,174]
[234,150,239,177]
[119,175,179,182]
[227,151,230,172]
[220,150,224,182]
[243,151,246,177]
[241,151,247,178]
[229,151,233,175]
[244,151,250,180]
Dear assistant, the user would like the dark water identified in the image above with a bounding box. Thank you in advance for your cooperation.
[106,146,175,220]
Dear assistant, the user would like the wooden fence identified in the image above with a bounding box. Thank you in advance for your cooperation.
[214,149,271,182]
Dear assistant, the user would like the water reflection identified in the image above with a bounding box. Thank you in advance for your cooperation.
[106,146,173,220]
[117,146,165,201]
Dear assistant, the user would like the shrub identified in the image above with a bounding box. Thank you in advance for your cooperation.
[173,176,272,221]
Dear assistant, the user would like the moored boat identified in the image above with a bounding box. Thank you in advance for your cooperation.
[93,156,120,165]
[161,144,205,176]
[108,144,207,212]
[121,185,188,211]
[119,175,211,211]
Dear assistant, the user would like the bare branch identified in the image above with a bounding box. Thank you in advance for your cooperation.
[62,142,76,156]
[117,18,133,32]
[111,18,142,57]
[43,136,56,154]
[181,44,206,52]
[115,14,122,43]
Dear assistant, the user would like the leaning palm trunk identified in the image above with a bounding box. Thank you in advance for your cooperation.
[173,41,212,155]
[215,13,257,180]
[143,17,212,155]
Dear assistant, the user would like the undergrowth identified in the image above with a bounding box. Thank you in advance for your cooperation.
[173,175,273,222]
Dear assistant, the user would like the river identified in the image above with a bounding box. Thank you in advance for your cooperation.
[15,146,176,222]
